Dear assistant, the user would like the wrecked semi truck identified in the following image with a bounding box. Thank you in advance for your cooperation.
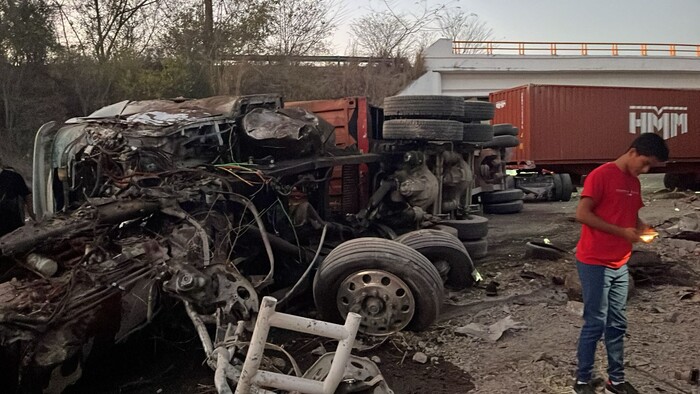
[489,84,700,198]
[0,94,489,392]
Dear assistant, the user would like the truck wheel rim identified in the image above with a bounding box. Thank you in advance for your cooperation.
[337,269,415,335]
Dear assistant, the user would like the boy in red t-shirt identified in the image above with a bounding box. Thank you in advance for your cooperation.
[572,133,668,394]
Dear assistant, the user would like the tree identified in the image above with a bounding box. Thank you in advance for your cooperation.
[266,0,343,56]
[54,0,161,62]
[349,1,445,58]
[349,2,493,58]
[436,8,493,53]
[0,0,56,64]
[0,0,57,131]
[160,0,274,95]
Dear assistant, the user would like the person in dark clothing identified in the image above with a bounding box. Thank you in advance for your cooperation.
[0,162,33,237]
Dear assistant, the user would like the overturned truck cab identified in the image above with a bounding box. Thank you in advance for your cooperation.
[0,94,483,392]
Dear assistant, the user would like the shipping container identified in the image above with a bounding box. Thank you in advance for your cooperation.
[489,84,700,185]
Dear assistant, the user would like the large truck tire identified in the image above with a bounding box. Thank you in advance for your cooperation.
[431,224,460,238]
[493,124,519,136]
[481,189,524,204]
[462,238,488,260]
[663,172,698,190]
[463,123,494,143]
[483,199,524,214]
[560,173,574,201]
[482,135,519,149]
[464,101,495,121]
[395,229,475,289]
[663,173,681,190]
[383,119,463,141]
[440,216,489,241]
[551,173,563,201]
[313,238,443,334]
[384,95,464,120]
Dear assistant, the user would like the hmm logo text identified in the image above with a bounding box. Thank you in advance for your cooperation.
[629,106,688,140]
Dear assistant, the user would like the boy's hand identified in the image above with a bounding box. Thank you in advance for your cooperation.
[620,227,642,243]
[640,228,659,243]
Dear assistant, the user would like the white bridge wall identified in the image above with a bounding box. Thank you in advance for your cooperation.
[400,39,700,98]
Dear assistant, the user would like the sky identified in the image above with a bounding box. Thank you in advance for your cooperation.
[331,0,700,54]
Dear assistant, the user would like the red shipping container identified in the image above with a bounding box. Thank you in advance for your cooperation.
[489,84,700,176]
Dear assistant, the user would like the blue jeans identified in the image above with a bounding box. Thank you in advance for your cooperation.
[576,260,629,383]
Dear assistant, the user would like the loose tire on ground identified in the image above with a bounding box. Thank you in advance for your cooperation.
[313,238,443,334]
[440,215,489,241]
[463,123,494,143]
[483,199,524,214]
[464,101,495,121]
[384,95,465,120]
[383,119,464,141]
[663,172,698,190]
[663,173,681,190]
[560,173,574,202]
[431,224,459,238]
[525,241,567,260]
[462,239,488,260]
[551,173,563,201]
[395,229,475,289]
[481,189,525,204]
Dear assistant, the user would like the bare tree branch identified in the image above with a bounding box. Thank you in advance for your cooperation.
[58,0,161,61]
[436,8,494,53]
[266,0,345,56]
[350,1,447,58]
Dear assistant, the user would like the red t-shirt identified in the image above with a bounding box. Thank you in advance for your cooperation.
[575,162,643,268]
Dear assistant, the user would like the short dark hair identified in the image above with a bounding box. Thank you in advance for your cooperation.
[629,133,669,162]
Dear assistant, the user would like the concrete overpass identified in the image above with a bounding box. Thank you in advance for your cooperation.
[400,39,700,98]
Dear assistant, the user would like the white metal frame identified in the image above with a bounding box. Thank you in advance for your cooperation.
[235,296,361,394]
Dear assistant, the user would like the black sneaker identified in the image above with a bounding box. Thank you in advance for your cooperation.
[572,382,596,394]
[605,381,639,394]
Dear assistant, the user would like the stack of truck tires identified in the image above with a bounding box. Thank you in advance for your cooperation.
[383,95,492,261]
[382,95,465,141]
[479,122,524,213]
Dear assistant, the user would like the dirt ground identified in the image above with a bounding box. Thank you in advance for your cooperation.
[66,174,700,394]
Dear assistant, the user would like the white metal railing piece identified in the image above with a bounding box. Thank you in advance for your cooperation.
[235,296,361,394]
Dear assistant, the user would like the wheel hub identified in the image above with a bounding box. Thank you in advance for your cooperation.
[337,270,415,335]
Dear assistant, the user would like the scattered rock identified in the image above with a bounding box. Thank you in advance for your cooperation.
[564,271,582,302]
[371,356,381,364]
[566,301,584,317]
[668,238,699,253]
[664,312,680,323]
[311,344,326,356]
[532,352,558,367]
[412,352,428,364]
[651,306,666,313]
[271,357,287,369]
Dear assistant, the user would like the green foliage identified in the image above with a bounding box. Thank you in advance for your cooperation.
[113,56,197,99]
[162,0,274,59]
[0,0,56,64]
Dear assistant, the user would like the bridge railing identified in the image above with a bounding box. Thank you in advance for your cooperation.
[452,41,700,57]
